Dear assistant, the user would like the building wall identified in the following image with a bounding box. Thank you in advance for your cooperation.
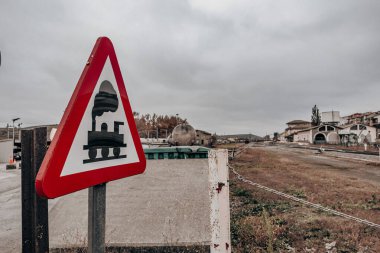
[339,125,377,144]
[321,111,341,124]
[294,131,312,143]
[195,130,212,147]
[0,139,13,163]
[285,121,311,141]
[311,125,340,144]
[287,122,311,129]
[327,132,340,144]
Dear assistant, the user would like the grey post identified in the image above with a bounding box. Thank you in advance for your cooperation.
[21,129,35,253]
[88,183,106,253]
[21,127,49,253]
[33,127,49,253]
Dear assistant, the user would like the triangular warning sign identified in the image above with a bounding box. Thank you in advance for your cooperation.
[36,37,146,198]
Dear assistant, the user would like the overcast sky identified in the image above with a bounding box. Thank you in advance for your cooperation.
[1,1,380,136]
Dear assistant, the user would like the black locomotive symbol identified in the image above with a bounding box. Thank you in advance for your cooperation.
[83,80,127,164]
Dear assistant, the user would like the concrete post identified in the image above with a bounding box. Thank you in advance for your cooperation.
[21,127,49,253]
[209,149,231,253]
[88,183,106,253]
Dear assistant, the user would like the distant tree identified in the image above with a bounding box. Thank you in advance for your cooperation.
[133,112,188,138]
[311,105,321,126]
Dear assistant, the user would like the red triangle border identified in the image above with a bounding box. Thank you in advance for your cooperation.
[35,37,146,199]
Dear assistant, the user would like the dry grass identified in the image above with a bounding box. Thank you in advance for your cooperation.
[230,148,380,253]
[216,143,245,149]
[51,245,210,253]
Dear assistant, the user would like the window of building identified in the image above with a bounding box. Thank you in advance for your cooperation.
[319,126,326,132]
[148,153,154,160]
[350,125,358,131]
[359,125,367,130]
[158,153,164,159]
[168,153,174,159]
[326,126,335,131]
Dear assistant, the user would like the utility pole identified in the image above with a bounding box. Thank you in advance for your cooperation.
[18,123,23,142]
[12,118,20,161]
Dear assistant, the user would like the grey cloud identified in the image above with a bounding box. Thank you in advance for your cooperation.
[1,0,380,135]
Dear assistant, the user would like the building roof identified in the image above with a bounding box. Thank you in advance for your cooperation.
[285,125,310,130]
[294,123,343,134]
[366,112,380,118]
[217,134,263,140]
[195,129,212,135]
[293,126,318,133]
[286,120,310,125]
[339,123,375,129]
[21,124,59,130]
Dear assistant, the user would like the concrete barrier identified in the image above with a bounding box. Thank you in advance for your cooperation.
[0,150,230,253]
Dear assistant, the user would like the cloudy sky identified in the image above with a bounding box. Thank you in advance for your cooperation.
[1,0,380,136]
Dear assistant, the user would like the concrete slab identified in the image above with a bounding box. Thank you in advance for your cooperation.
[0,159,211,252]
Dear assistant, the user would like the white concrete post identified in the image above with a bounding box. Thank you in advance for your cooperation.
[209,149,231,253]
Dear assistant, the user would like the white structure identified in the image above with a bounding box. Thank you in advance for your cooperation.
[209,149,231,253]
[0,139,13,163]
[339,116,349,126]
[339,124,376,144]
[321,111,341,125]
[2,156,231,252]
[293,129,312,143]
[293,124,341,144]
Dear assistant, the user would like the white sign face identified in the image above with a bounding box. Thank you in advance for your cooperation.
[61,57,139,176]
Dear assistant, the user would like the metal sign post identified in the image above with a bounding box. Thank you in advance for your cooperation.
[21,127,49,253]
[88,184,106,253]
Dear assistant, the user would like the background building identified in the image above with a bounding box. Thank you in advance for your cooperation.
[285,120,311,141]
[321,111,341,125]
[195,130,213,147]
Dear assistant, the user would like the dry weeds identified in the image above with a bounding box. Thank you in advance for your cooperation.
[230,147,380,253]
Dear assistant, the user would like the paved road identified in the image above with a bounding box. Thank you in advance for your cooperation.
[0,159,210,252]
[0,163,21,253]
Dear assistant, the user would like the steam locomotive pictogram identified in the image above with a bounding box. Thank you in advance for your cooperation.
[83,80,127,164]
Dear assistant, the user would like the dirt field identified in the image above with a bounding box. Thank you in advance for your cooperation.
[229,144,380,253]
